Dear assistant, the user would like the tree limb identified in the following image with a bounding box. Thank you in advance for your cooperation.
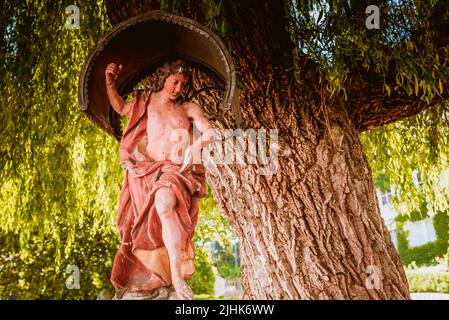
[349,72,448,132]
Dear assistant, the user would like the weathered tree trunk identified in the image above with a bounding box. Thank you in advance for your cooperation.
[207,95,410,299]
[106,0,411,299]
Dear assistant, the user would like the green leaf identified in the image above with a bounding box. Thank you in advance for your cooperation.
[385,84,391,96]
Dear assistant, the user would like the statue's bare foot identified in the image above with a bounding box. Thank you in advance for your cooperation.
[172,279,194,300]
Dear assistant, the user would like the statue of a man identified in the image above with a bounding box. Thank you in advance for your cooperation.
[105,60,215,300]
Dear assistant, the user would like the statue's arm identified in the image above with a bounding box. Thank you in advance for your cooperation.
[186,102,215,149]
[179,102,215,172]
[105,63,131,116]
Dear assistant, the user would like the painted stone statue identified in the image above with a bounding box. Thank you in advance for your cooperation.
[105,60,215,300]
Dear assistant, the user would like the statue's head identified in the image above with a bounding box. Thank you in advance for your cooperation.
[154,59,191,101]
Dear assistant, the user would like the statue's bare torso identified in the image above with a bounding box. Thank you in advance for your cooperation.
[144,92,192,162]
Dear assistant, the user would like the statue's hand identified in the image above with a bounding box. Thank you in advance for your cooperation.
[105,63,122,86]
[179,145,194,173]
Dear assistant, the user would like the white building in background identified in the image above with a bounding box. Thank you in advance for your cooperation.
[377,170,438,249]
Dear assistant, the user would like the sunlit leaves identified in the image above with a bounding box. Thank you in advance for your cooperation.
[0,0,118,298]
[360,102,449,217]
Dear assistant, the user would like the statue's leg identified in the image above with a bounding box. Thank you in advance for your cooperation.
[154,187,194,300]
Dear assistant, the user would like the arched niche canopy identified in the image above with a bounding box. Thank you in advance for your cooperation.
[78,10,240,140]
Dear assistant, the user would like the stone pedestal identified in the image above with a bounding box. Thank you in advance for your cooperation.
[113,286,176,300]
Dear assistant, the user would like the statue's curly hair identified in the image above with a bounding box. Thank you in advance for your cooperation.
[153,59,192,93]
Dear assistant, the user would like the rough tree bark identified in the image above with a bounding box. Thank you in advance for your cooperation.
[105,0,416,299]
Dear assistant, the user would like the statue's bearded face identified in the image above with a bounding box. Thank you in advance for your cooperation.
[163,73,189,100]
